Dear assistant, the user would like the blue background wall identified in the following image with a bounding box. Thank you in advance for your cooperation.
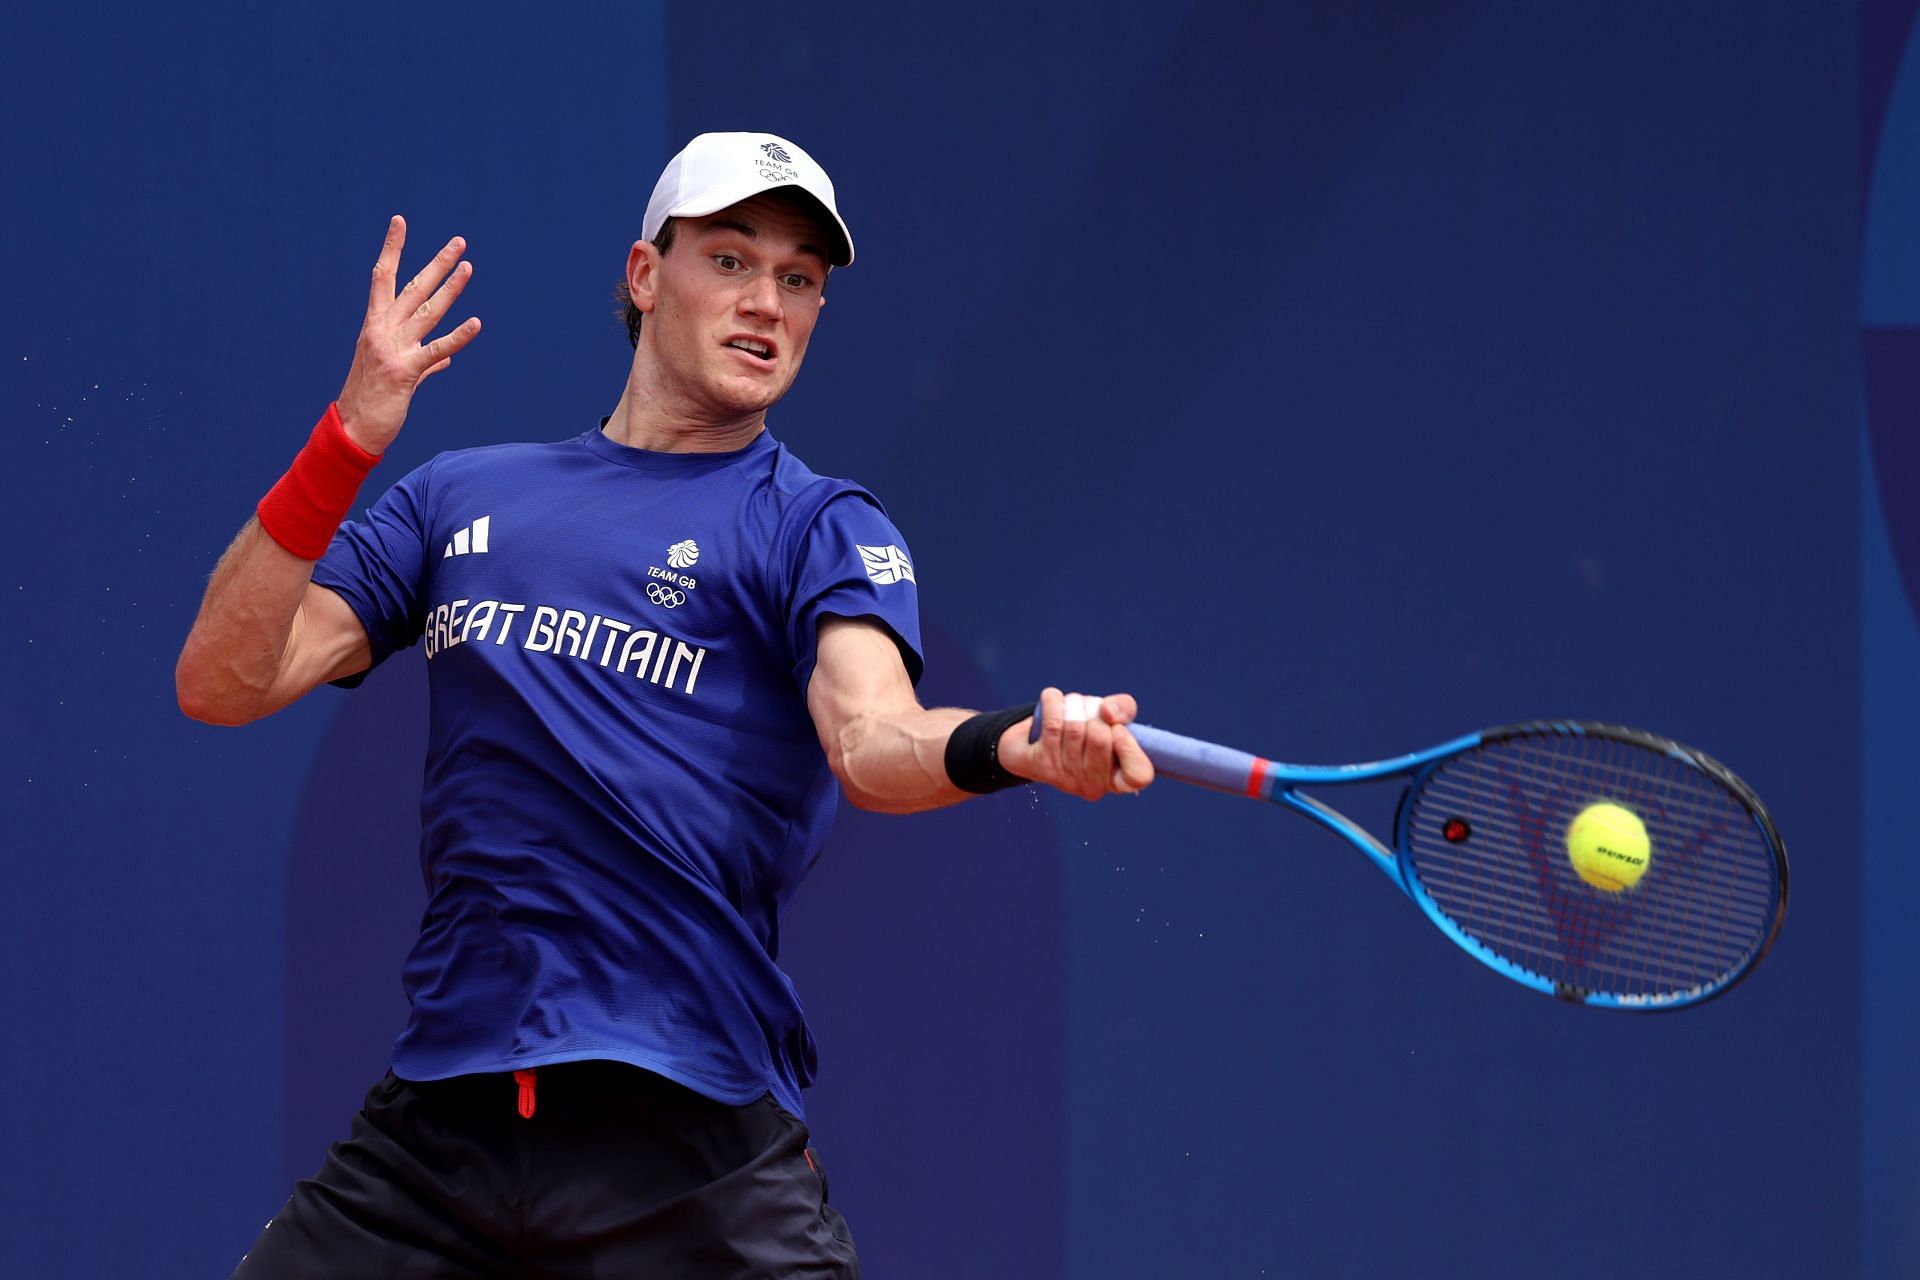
[1,2,1905,1276]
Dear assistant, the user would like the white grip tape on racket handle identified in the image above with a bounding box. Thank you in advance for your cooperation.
[1028,697,1265,796]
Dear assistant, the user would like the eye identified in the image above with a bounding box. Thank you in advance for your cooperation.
[714,254,743,272]
[781,273,813,290]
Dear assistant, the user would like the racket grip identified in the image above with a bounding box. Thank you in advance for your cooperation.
[1125,723,1268,797]
[1027,696,1266,797]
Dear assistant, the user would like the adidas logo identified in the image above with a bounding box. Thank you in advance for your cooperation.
[443,515,492,558]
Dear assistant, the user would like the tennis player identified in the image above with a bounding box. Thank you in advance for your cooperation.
[176,131,1153,1278]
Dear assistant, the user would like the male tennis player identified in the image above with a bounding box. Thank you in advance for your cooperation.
[176,131,1152,1277]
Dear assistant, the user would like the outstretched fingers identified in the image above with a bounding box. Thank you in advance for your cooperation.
[415,317,483,383]
[337,217,482,452]
[392,237,471,338]
[367,215,407,316]
[406,258,476,346]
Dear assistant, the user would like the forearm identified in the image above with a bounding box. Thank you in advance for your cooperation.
[828,704,982,815]
[807,620,1149,813]
[175,520,335,725]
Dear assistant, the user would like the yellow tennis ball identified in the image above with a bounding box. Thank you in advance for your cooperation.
[1566,802,1652,892]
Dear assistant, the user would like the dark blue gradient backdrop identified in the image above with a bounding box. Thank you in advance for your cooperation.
[3,3,1899,1277]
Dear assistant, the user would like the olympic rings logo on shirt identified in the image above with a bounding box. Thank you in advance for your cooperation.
[646,583,686,609]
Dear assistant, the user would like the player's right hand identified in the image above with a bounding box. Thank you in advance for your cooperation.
[335,216,482,455]
[1000,687,1155,802]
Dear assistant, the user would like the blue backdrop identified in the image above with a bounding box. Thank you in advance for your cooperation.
[1,2,1905,1276]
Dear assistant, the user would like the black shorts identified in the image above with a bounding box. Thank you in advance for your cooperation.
[232,1062,859,1279]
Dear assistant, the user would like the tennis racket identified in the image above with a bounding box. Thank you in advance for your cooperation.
[1044,710,1787,1010]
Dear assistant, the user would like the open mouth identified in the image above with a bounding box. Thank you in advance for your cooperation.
[727,338,775,363]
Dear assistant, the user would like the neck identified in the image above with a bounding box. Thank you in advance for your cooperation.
[604,352,767,454]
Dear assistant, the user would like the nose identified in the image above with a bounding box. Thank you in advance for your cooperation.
[738,272,783,320]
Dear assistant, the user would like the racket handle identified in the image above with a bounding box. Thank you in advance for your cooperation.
[1027,696,1266,797]
[1125,723,1268,797]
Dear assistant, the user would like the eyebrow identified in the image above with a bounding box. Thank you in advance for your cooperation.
[703,219,829,267]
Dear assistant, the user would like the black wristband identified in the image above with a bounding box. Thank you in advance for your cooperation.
[944,703,1036,794]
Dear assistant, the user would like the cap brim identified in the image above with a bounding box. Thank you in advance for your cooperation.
[667,182,854,266]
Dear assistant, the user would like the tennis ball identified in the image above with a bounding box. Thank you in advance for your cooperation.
[1566,802,1651,892]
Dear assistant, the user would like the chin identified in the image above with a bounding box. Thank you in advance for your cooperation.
[716,373,795,415]
[722,384,783,414]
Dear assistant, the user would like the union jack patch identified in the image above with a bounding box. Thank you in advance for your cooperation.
[857,544,915,586]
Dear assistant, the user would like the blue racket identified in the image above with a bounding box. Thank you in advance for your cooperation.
[1042,710,1787,1010]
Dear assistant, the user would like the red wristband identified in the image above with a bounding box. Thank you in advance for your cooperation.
[256,403,381,560]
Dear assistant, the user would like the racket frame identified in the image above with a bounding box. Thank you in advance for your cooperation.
[1113,716,1788,1011]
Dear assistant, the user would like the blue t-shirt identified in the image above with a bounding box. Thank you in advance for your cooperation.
[312,424,923,1118]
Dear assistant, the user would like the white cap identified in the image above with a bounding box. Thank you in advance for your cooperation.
[642,132,854,266]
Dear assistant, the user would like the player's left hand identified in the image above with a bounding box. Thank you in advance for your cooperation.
[999,687,1155,801]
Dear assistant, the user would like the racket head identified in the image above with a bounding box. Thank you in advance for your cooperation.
[1389,721,1787,1010]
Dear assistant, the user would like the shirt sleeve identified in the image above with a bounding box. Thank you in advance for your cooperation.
[787,489,925,692]
[311,457,436,673]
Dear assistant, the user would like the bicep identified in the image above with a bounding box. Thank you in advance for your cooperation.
[267,582,374,712]
[806,616,921,749]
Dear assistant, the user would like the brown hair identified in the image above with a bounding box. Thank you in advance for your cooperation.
[613,217,680,349]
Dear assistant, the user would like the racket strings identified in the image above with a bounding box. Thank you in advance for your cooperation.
[1402,730,1781,1004]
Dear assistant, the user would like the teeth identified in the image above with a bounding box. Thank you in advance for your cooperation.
[729,339,771,359]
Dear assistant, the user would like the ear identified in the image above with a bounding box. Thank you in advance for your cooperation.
[627,240,661,314]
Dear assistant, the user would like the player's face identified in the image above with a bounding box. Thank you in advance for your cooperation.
[641,193,831,419]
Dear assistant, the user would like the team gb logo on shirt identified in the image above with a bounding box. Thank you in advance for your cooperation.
[858,544,915,586]
[667,539,699,568]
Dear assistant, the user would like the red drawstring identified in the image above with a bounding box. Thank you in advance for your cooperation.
[513,1069,538,1119]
